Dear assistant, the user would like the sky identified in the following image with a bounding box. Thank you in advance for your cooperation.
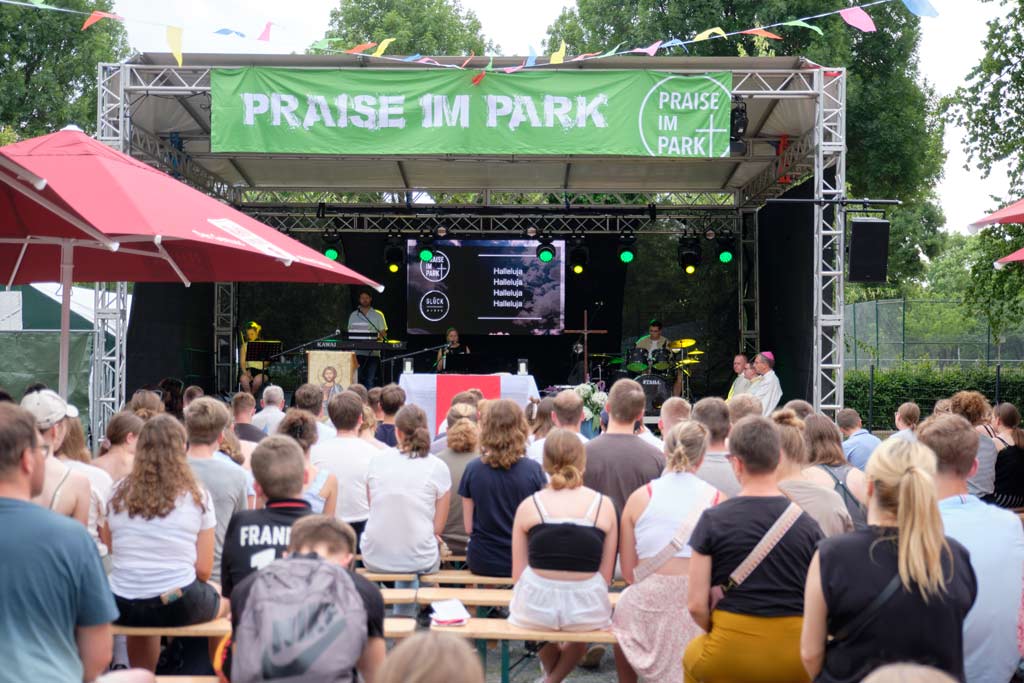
[111,0,1011,233]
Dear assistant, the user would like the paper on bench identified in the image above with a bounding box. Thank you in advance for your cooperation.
[430,598,471,626]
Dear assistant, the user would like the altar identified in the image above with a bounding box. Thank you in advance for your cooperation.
[398,373,541,437]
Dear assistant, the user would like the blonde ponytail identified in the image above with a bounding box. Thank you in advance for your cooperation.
[543,428,586,490]
[866,439,951,600]
[663,420,709,473]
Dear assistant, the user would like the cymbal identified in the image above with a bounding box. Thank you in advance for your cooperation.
[687,349,704,356]
[668,338,697,350]
[681,358,701,365]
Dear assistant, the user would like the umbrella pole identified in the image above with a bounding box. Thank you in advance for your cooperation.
[58,241,72,399]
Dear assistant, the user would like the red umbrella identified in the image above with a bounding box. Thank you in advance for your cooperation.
[969,197,1024,233]
[0,129,381,395]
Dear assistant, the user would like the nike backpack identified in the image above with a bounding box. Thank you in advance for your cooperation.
[232,557,367,683]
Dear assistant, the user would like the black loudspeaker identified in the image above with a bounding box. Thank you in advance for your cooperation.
[848,218,890,283]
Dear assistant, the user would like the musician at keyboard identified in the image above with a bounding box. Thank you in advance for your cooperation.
[240,321,268,396]
[347,289,389,388]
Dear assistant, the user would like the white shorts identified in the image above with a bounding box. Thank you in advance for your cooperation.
[508,567,612,632]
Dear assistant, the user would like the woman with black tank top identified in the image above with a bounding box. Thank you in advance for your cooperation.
[992,403,1024,508]
[509,429,617,683]
[802,415,868,529]
[801,438,976,683]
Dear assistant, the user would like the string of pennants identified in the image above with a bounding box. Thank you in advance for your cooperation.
[0,0,938,75]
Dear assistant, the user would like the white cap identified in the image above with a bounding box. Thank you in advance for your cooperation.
[20,389,79,430]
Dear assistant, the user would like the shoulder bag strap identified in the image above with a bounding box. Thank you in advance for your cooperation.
[633,487,716,584]
[830,573,902,642]
[724,502,803,590]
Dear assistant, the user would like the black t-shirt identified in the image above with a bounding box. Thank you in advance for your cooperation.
[817,526,976,683]
[994,443,1024,505]
[459,456,546,577]
[229,560,385,641]
[375,423,397,448]
[234,422,267,443]
[689,495,824,617]
[220,499,313,598]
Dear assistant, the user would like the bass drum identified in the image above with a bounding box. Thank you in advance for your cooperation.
[636,373,672,414]
[625,348,650,373]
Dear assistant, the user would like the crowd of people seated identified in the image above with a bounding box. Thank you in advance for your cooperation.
[2,375,1024,683]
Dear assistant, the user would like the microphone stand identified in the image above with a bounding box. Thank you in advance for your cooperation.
[271,329,342,363]
[381,343,450,375]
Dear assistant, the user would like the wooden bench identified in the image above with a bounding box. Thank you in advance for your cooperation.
[433,617,617,683]
[112,617,416,640]
[380,588,417,605]
[356,569,418,582]
[416,587,621,609]
[420,569,514,587]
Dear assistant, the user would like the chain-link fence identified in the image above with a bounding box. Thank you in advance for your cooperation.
[845,299,1024,370]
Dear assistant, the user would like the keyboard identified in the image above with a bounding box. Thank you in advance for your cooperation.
[311,339,407,351]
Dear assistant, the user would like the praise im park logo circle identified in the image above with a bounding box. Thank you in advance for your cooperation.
[638,75,732,158]
[420,250,451,283]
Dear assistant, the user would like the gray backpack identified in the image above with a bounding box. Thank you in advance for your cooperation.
[232,557,367,683]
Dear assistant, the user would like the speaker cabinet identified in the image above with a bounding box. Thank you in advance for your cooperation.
[848,218,890,283]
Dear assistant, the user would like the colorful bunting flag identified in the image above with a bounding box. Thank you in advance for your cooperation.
[345,42,377,54]
[630,40,663,56]
[840,7,877,32]
[549,41,566,65]
[214,28,245,38]
[660,38,690,52]
[401,54,422,62]
[459,52,475,69]
[471,70,486,85]
[503,60,526,74]
[783,19,824,35]
[372,38,395,57]
[599,42,624,58]
[417,57,442,65]
[740,28,782,40]
[694,27,726,42]
[901,0,939,17]
[257,22,272,41]
[27,0,47,5]
[484,56,494,71]
[526,46,537,68]
[81,10,121,30]
[570,51,603,62]
[166,26,183,67]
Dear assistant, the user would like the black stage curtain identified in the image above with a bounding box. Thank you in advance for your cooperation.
[757,175,827,404]
[126,283,214,393]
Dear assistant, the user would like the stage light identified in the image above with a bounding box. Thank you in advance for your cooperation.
[418,245,434,262]
[384,236,403,274]
[416,228,434,262]
[617,228,637,264]
[568,239,589,275]
[321,224,341,261]
[323,247,339,260]
[717,236,735,264]
[536,230,556,263]
[677,237,701,275]
[731,98,748,141]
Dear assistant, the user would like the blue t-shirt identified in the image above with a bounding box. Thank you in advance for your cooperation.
[459,456,546,577]
[0,497,119,683]
[375,423,397,448]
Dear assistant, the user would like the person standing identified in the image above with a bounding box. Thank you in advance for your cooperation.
[21,389,90,526]
[747,352,783,416]
[727,354,751,400]
[0,403,119,683]
[437,326,470,372]
[919,414,1024,683]
[990,402,1024,508]
[348,290,388,388]
[950,390,998,500]
[800,438,977,683]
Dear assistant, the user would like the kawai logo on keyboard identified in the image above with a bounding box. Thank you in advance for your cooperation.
[261,603,348,678]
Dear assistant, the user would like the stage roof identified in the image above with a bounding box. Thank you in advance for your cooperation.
[109,53,836,208]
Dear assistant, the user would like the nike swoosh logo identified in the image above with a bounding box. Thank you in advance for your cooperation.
[261,615,349,679]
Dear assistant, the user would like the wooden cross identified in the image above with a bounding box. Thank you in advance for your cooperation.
[564,309,608,383]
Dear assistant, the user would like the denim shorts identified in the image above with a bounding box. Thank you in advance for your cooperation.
[114,580,220,627]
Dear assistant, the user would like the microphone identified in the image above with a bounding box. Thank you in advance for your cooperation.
[333,328,340,336]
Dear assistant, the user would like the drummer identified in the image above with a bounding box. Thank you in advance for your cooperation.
[634,319,682,396]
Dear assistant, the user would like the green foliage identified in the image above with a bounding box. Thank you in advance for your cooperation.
[846,363,1024,430]
[547,1,945,292]
[0,1,128,136]
[963,223,1024,342]
[946,0,1024,195]
[316,0,492,55]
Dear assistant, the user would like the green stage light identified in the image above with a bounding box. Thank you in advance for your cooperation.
[324,247,339,261]
[418,247,434,262]
[618,246,636,264]
[716,236,735,265]
[537,244,556,262]
[719,250,734,264]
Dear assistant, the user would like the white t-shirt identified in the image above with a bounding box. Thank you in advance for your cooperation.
[361,449,451,572]
[252,405,285,435]
[107,488,216,599]
[526,431,590,465]
[315,420,337,442]
[311,435,381,523]
[637,429,663,451]
[64,460,113,557]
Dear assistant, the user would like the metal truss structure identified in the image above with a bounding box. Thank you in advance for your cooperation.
[94,55,847,420]
[90,282,127,442]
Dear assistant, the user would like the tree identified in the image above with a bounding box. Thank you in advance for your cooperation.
[0,1,128,137]
[547,1,946,292]
[317,0,492,56]
[947,0,1024,196]
[963,223,1024,347]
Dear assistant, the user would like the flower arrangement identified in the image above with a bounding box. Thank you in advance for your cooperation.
[573,382,609,425]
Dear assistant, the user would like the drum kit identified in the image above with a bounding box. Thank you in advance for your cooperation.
[592,338,704,412]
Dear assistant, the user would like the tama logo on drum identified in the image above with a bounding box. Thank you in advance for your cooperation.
[419,290,450,322]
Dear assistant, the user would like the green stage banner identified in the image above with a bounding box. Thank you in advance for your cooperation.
[211,68,733,158]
